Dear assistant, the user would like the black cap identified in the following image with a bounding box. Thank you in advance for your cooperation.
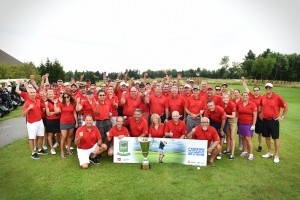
[86,90,94,95]
[79,84,85,89]
[139,83,145,88]
[71,83,77,87]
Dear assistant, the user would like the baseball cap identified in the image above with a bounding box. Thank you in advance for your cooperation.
[134,81,140,84]
[44,82,50,86]
[265,83,273,88]
[190,80,194,83]
[184,84,191,88]
[193,85,200,90]
[120,81,126,86]
[86,90,94,95]
[207,86,213,90]
[64,82,70,86]
[79,84,85,89]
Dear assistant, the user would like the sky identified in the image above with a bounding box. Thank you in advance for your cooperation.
[0,0,299,73]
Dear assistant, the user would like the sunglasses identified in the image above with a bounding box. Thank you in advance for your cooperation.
[265,86,272,89]
[64,96,70,99]
[215,89,221,91]
[60,92,64,94]
[99,94,105,97]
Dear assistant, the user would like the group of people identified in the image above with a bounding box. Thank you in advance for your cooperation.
[19,72,288,168]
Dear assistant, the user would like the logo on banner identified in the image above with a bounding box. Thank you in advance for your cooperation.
[117,140,131,156]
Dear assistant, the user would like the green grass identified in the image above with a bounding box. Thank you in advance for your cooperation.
[0,86,300,199]
[0,106,22,121]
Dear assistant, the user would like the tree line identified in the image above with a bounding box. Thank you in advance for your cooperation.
[1,48,299,83]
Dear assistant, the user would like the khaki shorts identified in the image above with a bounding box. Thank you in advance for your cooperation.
[227,118,237,133]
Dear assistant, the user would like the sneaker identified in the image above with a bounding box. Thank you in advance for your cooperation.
[65,146,74,150]
[50,148,56,155]
[67,150,73,155]
[240,152,248,157]
[89,157,100,164]
[37,149,48,155]
[216,156,222,160]
[248,154,254,161]
[256,146,262,152]
[274,156,280,163]
[61,153,66,158]
[262,153,274,158]
[222,150,229,154]
[53,142,59,148]
[229,155,234,160]
[43,144,48,150]
[31,153,40,160]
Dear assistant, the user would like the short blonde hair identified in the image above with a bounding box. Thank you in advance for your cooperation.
[150,113,161,127]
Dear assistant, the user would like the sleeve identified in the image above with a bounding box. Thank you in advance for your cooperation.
[252,102,257,112]
[212,128,220,141]
[22,101,29,112]
[278,95,287,108]
[231,103,236,112]
[221,108,227,120]
[95,127,102,141]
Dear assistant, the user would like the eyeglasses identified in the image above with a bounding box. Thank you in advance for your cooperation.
[64,96,70,99]
[201,122,209,124]
[99,94,105,97]
[265,86,272,89]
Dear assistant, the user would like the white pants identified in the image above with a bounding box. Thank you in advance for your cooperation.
[77,143,97,166]
[27,119,45,139]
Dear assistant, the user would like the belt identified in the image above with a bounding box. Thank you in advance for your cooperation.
[97,119,109,122]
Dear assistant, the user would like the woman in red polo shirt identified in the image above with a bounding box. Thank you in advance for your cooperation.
[45,89,61,155]
[54,92,78,158]
[149,113,165,138]
[221,93,237,160]
[237,92,257,161]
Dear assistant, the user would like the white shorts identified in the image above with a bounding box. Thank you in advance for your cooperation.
[77,143,97,166]
[27,119,45,139]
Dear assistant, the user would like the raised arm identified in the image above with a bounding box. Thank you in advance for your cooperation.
[241,77,250,93]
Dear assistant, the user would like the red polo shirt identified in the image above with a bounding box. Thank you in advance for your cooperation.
[57,103,76,124]
[236,101,257,124]
[185,96,205,114]
[22,98,43,123]
[193,125,220,148]
[220,101,236,115]
[181,93,192,101]
[201,95,223,107]
[260,92,287,119]
[75,125,101,149]
[75,93,87,115]
[164,120,187,138]
[138,96,149,113]
[81,99,95,120]
[168,95,185,115]
[149,124,165,138]
[116,88,128,107]
[249,92,261,108]
[108,126,130,145]
[93,101,110,120]
[149,95,168,115]
[204,106,226,124]
[46,100,60,120]
[106,95,119,116]
[122,95,141,117]
[20,91,41,101]
[126,117,148,137]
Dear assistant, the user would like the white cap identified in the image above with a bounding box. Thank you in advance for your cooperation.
[184,84,191,88]
[64,82,70,86]
[265,83,273,88]
[120,81,126,86]
[125,83,129,87]
[134,81,140,84]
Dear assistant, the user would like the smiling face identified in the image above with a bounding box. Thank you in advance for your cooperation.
[242,92,249,101]
[201,117,210,131]
[85,115,93,127]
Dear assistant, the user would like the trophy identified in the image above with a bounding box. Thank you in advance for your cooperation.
[138,138,153,170]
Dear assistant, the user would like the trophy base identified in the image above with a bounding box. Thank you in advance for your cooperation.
[141,163,151,170]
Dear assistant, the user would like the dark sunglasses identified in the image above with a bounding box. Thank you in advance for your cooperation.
[64,96,70,99]
[99,94,105,97]
[265,86,272,89]
[60,92,64,94]
[215,89,221,91]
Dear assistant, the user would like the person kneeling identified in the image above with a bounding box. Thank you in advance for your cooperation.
[75,115,107,169]
[187,117,221,167]
[106,116,130,157]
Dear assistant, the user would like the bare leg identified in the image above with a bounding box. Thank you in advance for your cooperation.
[48,133,54,149]
[209,144,221,163]
[29,139,35,153]
[246,136,253,154]
[274,139,279,156]
[230,129,235,156]
[265,137,273,154]
[37,136,43,150]
[242,136,247,152]
[67,128,74,151]
[60,130,68,154]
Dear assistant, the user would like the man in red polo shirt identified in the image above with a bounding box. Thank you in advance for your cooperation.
[75,84,87,127]
[121,86,141,117]
[115,81,129,116]
[145,85,169,123]
[106,116,130,157]
[106,85,119,127]
[22,88,47,159]
[187,117,221,167]
[181,84,192,101]
[185,85,206,132]
[168,86,185,121]
[164,111,187,139]
[93,90,112,143]
[126,109,148,137]
[201,86,222,106]
[259,83,288,163]
[204,99,226,160]
[75,115,108,168]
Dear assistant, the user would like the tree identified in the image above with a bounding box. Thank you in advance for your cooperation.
[37,58,65,83]
[253,56,275,80]
[244,50,256,60]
